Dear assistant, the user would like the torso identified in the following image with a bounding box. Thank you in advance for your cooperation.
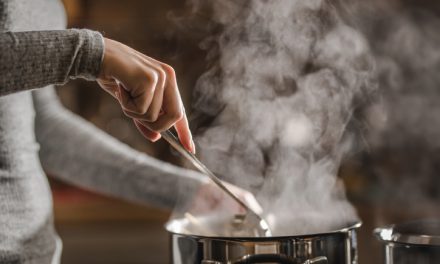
[0,0,66,262]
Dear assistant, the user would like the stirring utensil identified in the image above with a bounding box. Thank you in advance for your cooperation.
[161,129,272,237]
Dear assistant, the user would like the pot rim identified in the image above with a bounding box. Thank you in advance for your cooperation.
[165,219,362,241]
[374,219,440,246]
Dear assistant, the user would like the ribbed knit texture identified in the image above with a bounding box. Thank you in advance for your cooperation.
[0,29,104,95]
[0,0,204,263]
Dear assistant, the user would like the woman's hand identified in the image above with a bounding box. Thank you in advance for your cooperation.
[97,38,195,153]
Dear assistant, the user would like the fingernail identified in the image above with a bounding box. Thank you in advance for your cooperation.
[191,139,196,154]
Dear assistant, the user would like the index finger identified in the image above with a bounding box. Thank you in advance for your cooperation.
[174,107,195,154]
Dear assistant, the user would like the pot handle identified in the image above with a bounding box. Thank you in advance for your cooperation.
[234,254,328,264]
[303,256,328,264]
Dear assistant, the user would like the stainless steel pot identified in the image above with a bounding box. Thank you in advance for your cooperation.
[166,218,361,264]
[375,219,440,264]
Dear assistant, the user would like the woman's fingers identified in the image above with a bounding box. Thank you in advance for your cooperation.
[119,73,156,116]
[115,64,165,123]
[143,67,166,122]
[174,109,195,153]
[145,106,182,133]
[98,38,193,148]
[133,120,161,142]
[145,65,183,132]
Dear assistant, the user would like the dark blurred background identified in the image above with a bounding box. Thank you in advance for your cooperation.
[53,0,440,263]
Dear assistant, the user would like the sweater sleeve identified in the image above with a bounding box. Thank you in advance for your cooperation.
[0,29,103,96]
[32,87,206,210]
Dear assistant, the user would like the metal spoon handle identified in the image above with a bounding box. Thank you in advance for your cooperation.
[160,130,253,214]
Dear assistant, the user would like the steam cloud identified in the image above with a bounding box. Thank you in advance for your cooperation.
[185,0,377,235]
[337,0,440,207]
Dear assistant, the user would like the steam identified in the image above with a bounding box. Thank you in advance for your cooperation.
[187,0,377,235]
[337,0,440,206]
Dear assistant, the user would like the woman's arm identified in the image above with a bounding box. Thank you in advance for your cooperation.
[0,29,103,95]
[0,29,194,151]
[32,87,205,209]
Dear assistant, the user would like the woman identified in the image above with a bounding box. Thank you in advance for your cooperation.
[0,0,255,263]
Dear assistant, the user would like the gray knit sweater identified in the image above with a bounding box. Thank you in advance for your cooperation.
[0,0,204,263]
